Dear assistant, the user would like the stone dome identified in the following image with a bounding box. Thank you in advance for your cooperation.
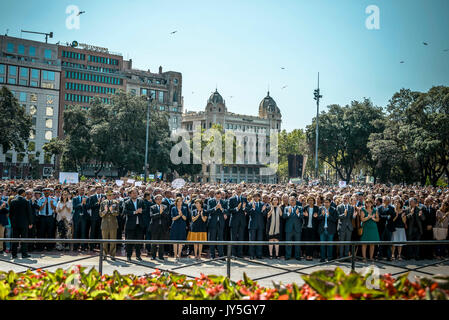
[259,91,280,114]
[208,89,224,104]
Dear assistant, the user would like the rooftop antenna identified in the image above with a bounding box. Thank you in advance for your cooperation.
[5,28,9,36]
[21,29,53,43]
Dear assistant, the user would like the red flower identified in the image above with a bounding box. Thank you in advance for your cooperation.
[278,294,289,300]
[145,286,158,293]
[430,283,438,291]
[152,269,162,276]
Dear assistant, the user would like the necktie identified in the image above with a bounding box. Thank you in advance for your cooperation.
[45,198,49,216]
[325,208,328,228]
[158,205,161,224]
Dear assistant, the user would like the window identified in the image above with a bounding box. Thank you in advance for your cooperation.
[173,117,177,124]
[45,130,52,140]
[42,71,55,81]
[29,129,36,140]
[31,69,39,79]
[17,153,25,163]
[47,95,54,105]
[130,89,136,95]
[8,78,16,84]
[172,107,178,112]
[9,65,17,76]
[32,117,36,126]
[28,141,35,152]
[30,93,37,102]
[44,49,52,59]
[158,91,164,103]
[0,76,4,83]
[173,91,178,102]
[159,106,165,111]
[18,45,25,54]
[7,43,14,53]
[45,119,53,128]
[46,106,53,116]
[42,83,54,89]
[30,80,38,87]
[173,78,178,84]
[5,153,12,163]
[19,92,27,102]
[141,88,148,96]
[150,90,156,99]
[20,67,28,78]
[0,64,5,74]
[29,105,37,115]
[19,79,27,86]
[28,154,35,162]
[29,46,36,56]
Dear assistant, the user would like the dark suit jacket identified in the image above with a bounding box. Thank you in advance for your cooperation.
[149,203,171,233]
[247,201,267,230]
[0,199,9,226]
[302,205,319,231]
[337,204,355,232]
[72,195,89,219]
[228,195,247,228]
[283,205,303,233]
[123,198,145,230]
[206,198,227,230]
[317,206,338,235]
[378,204,396,233]
[405,207,425,237]
[88,194,105,220]
[9,196,33,229]
[142,198,155,230]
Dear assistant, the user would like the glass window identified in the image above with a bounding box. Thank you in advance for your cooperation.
[5,153,12,163]
[141,88,148,96]
[20,67,28,78]
[42,71,55,81]
[0,64,5,74]
[17,153,25,163]
[0,76,4,83]
[158,91,164,102]
[29,105,37,115]
[19,92,27,102]
[150,90,156,99]
[7,43,14,53]
[29,46,36,56]
[30,80,38,87]
[159,106,165,111]
[31,69,39,79]
[173,78,178,84]
[8,78,16,84]
[44,49,52,59]
[9,65,17,76]
[29,129,36,140]
[45,119,53,128]
[32,117,36,126]
[19,79,27,86]
[45,130,52,140]
[18,45,25,54]
[46,106,53,116]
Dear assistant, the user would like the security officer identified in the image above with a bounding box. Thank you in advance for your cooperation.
[37,188,57,251]
[99,189,119,260]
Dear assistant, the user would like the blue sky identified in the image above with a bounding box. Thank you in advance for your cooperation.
[1,0,448,131]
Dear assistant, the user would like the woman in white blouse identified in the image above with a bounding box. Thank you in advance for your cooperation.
[56,190,73,251]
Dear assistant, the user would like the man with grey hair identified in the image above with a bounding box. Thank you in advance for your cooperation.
[337,193,356,258]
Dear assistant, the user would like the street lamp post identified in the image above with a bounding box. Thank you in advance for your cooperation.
[144,94,153,182]
[313,72,322,180]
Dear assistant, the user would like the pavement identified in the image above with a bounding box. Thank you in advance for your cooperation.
[1,248,448,287]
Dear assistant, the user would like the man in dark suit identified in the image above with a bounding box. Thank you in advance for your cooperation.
[228,186,247,257]
[25,189,39,252]
[87,185,104,251]
[302,196,320,260]
[247,192,267,259]
[405,197,425,260]
[142,190,154,255]
[318,198,338,262]
[72,187,89,251]
[421,197,436,259]
[207,190,227,258]
[378,196,396,261]
[123,188,145,261]
[9,188,33,259]
[149,194,171,260]
[283,196,303,260]
[337,193,356,258]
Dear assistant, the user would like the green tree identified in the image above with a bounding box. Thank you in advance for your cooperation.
[43,137,66,176]
[0,86,32,154]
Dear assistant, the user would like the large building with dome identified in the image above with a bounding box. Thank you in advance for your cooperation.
[181,89,282,183]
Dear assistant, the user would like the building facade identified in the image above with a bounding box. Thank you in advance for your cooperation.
[0,35,61,179]
[57,42,126,136]
[122,61,183,133]
[181,90,282,183]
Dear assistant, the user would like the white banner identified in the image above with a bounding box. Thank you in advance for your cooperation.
[339,181,347,188]
[59,172,79,184]
[115,180,124,186]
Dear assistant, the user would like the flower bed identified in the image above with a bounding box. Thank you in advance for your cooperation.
[0,266,448,300]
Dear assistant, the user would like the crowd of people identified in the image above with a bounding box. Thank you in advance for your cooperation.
[1,179,448,264]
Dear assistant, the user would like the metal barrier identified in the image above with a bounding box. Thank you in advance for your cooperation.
[0,238,448,280]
